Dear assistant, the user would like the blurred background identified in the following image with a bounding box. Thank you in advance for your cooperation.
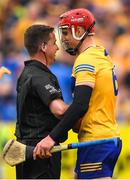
[0,0,130,179]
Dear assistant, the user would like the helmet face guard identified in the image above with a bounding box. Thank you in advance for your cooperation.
[58,8,96,55]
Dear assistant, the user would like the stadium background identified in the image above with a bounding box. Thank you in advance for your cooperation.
[0,0,130,179]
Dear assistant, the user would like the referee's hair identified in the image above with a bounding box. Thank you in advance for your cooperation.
[24,24,54,56]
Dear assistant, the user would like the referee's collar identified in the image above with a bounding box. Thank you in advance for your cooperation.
[24,60,51,73]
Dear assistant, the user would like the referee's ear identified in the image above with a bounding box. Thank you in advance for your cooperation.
[41,43,47,53]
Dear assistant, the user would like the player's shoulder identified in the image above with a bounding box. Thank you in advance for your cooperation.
[75,46,99,66]
[75,45,110,66]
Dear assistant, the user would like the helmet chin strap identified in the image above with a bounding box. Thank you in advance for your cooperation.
[66,21,95,56]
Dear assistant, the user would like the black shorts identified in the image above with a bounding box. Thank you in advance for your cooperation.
[16,139,61,179]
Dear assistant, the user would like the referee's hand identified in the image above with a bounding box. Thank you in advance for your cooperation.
[0,66,11,79]
[33,135,55,160]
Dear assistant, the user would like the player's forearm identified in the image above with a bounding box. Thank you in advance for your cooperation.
[49,85,92,142]
[50,101,87,141]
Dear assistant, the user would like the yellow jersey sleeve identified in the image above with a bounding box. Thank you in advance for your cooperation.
[72,53,99,86]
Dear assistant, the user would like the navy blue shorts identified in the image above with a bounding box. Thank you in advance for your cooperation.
[75,138,122,179]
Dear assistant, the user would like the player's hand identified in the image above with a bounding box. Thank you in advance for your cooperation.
[33,135,55,160]
[0,66,11,79]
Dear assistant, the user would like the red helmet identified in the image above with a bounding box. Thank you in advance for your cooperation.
[58,8,96,35]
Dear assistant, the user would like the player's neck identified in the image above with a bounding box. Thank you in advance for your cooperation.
[79,36,96,53]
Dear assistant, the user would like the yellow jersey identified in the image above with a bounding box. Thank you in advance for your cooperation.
[72,46,120,142]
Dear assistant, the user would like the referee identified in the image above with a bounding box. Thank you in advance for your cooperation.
[15,24,69,179]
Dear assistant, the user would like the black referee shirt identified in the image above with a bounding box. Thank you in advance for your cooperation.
[15,60,67,142]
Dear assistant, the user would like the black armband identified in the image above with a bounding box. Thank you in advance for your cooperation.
[49,85,92,142]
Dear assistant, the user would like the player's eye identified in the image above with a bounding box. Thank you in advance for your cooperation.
[62,31,68,36]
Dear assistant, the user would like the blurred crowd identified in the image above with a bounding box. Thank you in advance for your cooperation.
[0,0,130,123]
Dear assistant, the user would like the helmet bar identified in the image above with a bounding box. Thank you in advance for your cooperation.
[75,21,95,51]
[59,25,69,29]
[71,25,86,41]
[66,21,95,56]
